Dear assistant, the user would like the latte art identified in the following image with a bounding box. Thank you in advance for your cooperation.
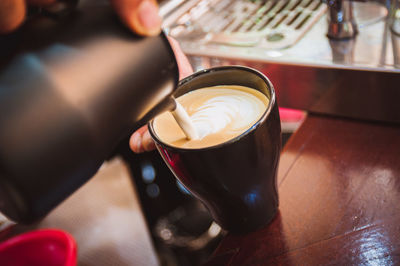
[153,85,269,149]
[188,89,266,139]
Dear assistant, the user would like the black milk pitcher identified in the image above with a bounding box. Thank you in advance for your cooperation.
[0,4,179,223]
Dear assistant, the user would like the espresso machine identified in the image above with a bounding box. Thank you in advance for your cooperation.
[160,0,400,124]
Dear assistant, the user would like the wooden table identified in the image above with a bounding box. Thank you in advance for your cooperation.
[206,114,400,265]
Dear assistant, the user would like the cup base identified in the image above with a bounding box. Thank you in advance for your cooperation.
[222,204,279,235]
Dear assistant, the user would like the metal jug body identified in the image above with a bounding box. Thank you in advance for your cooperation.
[0,6,179,223]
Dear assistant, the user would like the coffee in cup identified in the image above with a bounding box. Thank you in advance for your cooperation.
[153,85,269,149]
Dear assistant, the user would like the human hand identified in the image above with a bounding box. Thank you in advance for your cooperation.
[110,0,161,36]
[129,37,194,153]
[0,0,162,36]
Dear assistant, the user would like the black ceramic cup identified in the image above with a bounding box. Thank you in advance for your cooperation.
[149,66,281,233]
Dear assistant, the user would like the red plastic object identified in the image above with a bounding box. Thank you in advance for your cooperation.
[278,107,306,122]
[0,229,77,266]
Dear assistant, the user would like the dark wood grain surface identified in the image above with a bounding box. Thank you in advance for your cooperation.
[206,114,400,265]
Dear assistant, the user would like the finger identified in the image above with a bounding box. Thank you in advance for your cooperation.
[142,129,156,151]
[135,124,149,135]
[130,125,151,153]
[0,0,26,34]
[167,37,193,79]
[26,0,56,5]
[110,0,161,36]
[130,130,144,153]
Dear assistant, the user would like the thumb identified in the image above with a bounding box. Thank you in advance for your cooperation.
[110,0,161,36]
[0,0,26,34]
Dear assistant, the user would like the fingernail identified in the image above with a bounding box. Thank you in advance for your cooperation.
[137,0,161,34]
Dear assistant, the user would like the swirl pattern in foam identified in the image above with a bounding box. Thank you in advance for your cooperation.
[189,89,266,139]
[153,85,269,149]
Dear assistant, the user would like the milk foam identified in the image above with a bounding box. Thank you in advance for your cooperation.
[153,85,269,149]
[188,90,266,139]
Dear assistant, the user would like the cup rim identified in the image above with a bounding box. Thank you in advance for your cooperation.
[148,65,276,152]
